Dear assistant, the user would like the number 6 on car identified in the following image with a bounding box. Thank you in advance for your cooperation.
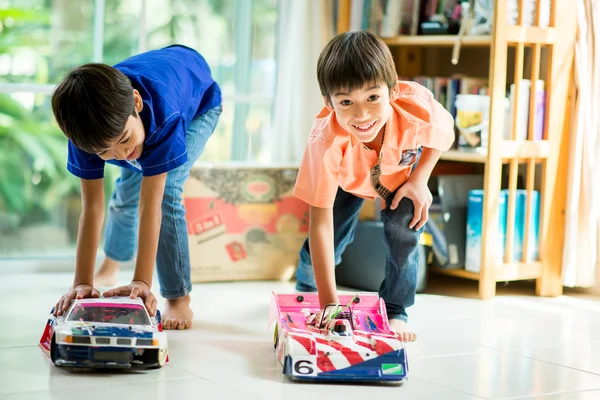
[292,357,317,377]
[269,292,408,383]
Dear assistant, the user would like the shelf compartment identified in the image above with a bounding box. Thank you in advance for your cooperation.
[431,261,542,282]
[505,26,556,45]
[381,29,555,48]
[440,150,488,163]
[382,35,492,47]
[499,140,550,160]
[440,141,549,164]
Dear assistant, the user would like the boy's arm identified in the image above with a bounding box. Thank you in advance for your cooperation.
[103,172,167,315]
[134,173,167,285]
[55,178,105,316]
[74,178,106,286]
[309,205,340,309]
[408,147,442,183]
[390,147,441,230]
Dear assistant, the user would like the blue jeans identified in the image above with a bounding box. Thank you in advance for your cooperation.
[103,106,221,299]
[295,187,422,323]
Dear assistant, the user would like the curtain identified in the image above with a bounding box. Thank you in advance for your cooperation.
[264,0,334,164]
[562,0,600,287]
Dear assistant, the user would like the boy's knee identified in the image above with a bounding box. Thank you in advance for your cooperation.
[383,200,421,245]
[384,222,420,248]
[162,180,184,205]
[108,199,138,213]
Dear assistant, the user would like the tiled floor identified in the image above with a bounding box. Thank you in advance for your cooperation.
[1,271,600,400]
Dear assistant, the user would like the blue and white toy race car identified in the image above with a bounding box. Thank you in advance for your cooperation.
[40,297,168,369]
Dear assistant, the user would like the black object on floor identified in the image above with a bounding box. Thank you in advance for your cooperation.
[335,221,430,293]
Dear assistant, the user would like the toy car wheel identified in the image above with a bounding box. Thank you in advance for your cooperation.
[273,324,279,349]
[157,348,167,367]
[50,335,58,364]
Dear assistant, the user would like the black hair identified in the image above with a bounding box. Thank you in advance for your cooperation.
[52,63,136,153]
[317,31,398,100]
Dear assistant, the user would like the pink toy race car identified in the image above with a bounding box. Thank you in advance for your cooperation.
[269,292,408,382]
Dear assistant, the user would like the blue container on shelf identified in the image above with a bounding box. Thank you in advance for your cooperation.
[510,189,540,261]
[465,190,508,273]
[465,189,540,273]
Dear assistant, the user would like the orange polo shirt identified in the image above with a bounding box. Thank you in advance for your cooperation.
[293,81,455,208]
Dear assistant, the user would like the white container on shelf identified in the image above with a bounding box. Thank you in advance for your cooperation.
[455,94,490,153]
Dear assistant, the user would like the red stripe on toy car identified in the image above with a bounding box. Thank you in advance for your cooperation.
[316,351,337,372]
[290,334,315,355]
[353,340,376,352]
[374,338,395,354]
[315,338,364,365]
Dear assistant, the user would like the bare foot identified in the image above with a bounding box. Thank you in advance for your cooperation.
[389,319,417,342]
[94,257,120,287]
[163,295,193,330]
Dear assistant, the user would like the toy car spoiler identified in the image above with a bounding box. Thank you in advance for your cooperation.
[269,292,393,332]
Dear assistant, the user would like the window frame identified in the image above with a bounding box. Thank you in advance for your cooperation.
[0,0,278,262]
[0,0,276,159]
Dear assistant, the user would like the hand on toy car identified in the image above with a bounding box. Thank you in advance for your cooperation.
[103,280,157,316]
[305,305,339,329]
[54,284,100,316]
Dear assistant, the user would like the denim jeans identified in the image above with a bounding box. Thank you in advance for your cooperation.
[103,105,221,299]
[295,173,423,323]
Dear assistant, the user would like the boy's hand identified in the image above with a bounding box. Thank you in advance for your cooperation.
[390,177,432,231]
[54,284,100,317]
[306,309,326,328]
[103,280,157,316]
[305,305,340,329]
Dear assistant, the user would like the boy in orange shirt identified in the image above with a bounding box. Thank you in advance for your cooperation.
[293,31,454,341]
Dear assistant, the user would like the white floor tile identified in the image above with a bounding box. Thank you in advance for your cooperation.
[0,346,194,394]
[409,350,600,399]
[410,310,595,352]
[513,342,600,376]
[406,331,495,359]
[2,272,600,400]
[197,371,484,400]
[0,310,46,348]
[0,378,260,400]
[515,390,600,400]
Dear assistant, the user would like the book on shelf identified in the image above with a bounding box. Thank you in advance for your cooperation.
[340,0,462,37]
[505,79,546,141]
[466,189,540,273]
[403,77,545,150]
[400,75,489,119]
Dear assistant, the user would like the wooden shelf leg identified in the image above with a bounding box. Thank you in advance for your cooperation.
[478,275,496,299]
[536,79,573,297]
[536,0,576,297]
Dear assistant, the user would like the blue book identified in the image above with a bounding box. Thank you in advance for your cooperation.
[506,189,540,261]
[465,190,508,273]
[466,190,540,273]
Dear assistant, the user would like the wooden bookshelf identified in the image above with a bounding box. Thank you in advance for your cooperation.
[441,141,551,164]
[431,262,543,282]
[381,28,554,48]
[440,150,487,163]
[337,0,576,299]
[383,35,492,47]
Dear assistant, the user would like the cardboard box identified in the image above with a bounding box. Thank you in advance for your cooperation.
[183,163,309,282]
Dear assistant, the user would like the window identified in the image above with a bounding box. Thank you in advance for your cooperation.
[0,0,280,259]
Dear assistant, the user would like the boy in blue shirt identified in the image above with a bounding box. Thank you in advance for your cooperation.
[51,45,221,330]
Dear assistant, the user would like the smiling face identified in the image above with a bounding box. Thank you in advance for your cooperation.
[326,83,398,143]
[96,90,145,161]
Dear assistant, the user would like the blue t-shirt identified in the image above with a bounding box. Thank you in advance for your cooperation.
[67,45,222,179]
